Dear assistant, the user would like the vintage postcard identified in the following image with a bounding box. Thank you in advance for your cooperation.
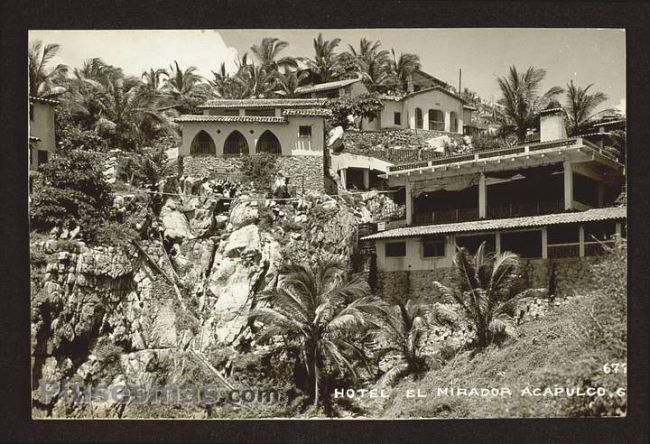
[28,28,627,419]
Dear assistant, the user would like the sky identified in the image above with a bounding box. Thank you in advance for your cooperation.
[29,28,626,114]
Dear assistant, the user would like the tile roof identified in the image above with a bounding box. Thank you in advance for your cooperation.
[29,96,59,105]
[294,77,362,95]
[379,86,464,103]
[198,98,327,109]
[175,115,289,123]
[282,108,332,117]
[362,207,626,240]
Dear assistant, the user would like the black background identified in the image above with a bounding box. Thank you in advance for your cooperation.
[1,1,648,442]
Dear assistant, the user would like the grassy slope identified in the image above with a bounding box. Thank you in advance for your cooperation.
[375,294,626,418]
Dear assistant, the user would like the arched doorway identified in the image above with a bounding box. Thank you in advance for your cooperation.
[256,130,282,154]
[415,108,423,129]
[428,109,445,131]
[450,111,458,133]
[190,130,216,154]
[223,131,249,157]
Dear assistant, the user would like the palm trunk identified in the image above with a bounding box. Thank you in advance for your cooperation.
[313,364,319,410]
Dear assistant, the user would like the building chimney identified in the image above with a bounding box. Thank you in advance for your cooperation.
[539,101,567,142]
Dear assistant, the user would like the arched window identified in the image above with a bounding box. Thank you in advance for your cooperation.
[223,130,249,157]
[450,111,458,133]
[256,130,282,154]
[428,109,445,131]
[190,130,216,155]
[415,108,423,129]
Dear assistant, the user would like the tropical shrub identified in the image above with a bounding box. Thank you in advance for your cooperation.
[326,93,384,129]
[432,242,534,349]
[376,299,430,385]
[30,149,114,237]
[240,153,279,193]
[248,261,384,410]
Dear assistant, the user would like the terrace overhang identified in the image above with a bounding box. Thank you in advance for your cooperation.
[383,137,624,187]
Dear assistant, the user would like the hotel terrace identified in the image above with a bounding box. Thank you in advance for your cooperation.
[361,105,626,272]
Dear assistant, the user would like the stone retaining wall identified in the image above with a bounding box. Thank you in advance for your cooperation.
[181,155,325,194]
[377,256,604,301]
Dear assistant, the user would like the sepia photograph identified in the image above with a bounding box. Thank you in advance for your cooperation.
[27,28,628,420]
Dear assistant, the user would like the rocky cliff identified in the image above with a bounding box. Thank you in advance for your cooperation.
[30,179,392,418]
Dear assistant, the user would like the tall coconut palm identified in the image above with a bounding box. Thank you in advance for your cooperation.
[234,64,278,99]
[301,33,343,84]
[565,80,608,136]
[348,39,390,91]
[249,261,383,409]
[250,37,297,71]
[162,61,208,113]
[432,242,534,349]
[28,39,68,98]
[141,68,168,93]
[388,49,421,93]
[496,66,564,143]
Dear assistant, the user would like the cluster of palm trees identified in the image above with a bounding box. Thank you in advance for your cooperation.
[494,66,614,143]
[29,34,423,152]
[249,243,532,413]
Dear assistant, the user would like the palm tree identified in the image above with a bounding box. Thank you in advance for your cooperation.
[388,49,421,93]
[125,146,177,189]
[376,299,429,385]
[274,70,309,98]
[162,61,208,113]
[565,80,608,136]
[496,66,564,143]
[250,37,297,70]
[248,261,383,410]
[301,33,343,84]
[28,39,68,98]
[141,68,168,94]
[233,63,278,98]
[432,242,534,349]
[348,39,390,92]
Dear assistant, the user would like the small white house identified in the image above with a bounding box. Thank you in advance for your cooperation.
[29,96,58,171]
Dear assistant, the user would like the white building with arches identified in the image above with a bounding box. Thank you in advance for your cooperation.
[176,98,330,158]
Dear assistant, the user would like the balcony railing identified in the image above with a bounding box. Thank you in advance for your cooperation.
[547,240,615,258]
[414,207,480,225]
[385,137,621,173]
[487,200,563,219]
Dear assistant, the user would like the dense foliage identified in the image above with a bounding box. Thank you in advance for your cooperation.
[30,150,114,235]
[240,153,280,194]
[326,93,385,129]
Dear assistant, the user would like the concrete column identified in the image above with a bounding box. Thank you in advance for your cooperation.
[479,173,487,219]
[363,169,370,190]
[579,224,585,257]
[615,222,622,239]
[406,181,413,225]
[444,112,451,132]
[340,168,347,190]
[563,160,574,211]
[541,227,548,259]
[597,183,605,207]
[495,231,501,255]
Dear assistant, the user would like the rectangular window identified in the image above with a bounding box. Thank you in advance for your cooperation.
[37,150,48,166]
[244,108,275,117]
[456,234,496,254]
[394,112,402,125]
[299,125,312,138]
[210,109,239,116]
[385,242,406,257]
[501,230,542,258]
[29,104,34,121]
[422,236,445,257]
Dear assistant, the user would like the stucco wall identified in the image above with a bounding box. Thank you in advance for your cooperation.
[375,236,455,272]
[376,256,605,302]
[179,117,325,157]
[30,102,56,169]
[378,101,406,130]
[404,90,464,134]
[182,155,325,193]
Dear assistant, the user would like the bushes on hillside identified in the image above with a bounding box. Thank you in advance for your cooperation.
[240,153,279,193]
[30,149,114,238]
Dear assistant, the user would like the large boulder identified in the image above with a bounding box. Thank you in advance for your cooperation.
[223,224,260,258]
[229,202,259,229]
[160,200,192,242]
